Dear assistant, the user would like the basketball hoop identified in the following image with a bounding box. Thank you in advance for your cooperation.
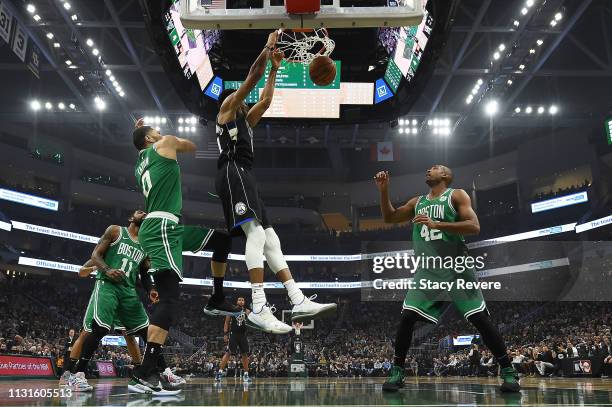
[276,28,335,65]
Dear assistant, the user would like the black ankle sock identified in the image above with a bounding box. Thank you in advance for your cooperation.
[136,342,162,378]
[212,277,224,300]
[73,358,90,373]
[65,358,77,374]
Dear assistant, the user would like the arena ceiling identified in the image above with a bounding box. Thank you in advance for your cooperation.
[1,0,611,155]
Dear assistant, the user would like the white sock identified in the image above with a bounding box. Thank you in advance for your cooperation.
[251,283,267,312]
[283,279,305,305]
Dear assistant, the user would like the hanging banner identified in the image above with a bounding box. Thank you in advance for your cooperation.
[10,19,28,62]
[26,41,40,79]
[0,1,13,44]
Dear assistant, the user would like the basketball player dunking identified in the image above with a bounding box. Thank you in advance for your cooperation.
[215,297,252,383]
[215,30,336,334]
[374,166,520,392]
[130,122,237,394]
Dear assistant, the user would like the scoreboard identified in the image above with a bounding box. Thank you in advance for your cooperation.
[225,60,374,119]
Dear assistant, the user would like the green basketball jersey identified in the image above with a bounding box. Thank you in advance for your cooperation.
[97,227,146,288]
[412,188,465,258]
[135,145,182,217]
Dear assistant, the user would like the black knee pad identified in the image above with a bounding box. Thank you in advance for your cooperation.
[209,230,232,263]
[150,270,181,330]
[91,321,110,341]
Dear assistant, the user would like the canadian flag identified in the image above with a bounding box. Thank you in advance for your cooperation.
[370,141,399,162]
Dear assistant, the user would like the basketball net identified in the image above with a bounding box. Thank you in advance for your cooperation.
[276,28,335,65]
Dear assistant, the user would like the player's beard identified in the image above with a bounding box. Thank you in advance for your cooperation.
[130,217,144,227]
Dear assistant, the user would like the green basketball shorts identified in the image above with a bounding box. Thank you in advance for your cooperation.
[402,267,487,324]
[138,212,215,280]
[83,280,149,335]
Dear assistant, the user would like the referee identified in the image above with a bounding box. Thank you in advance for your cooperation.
[215,297,251,382]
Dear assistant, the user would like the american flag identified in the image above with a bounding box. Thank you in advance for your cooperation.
[201,0,225,8]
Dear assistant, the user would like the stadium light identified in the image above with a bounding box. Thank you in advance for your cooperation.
[412,119,418,126]
[26,4,35,13]
[65,60,72,66]
[526,0,534,6]
[86,39,94,47]
[555,12,563,21]
[537,39,544,46]
[507,79,513,85]
[538,106,545,114]
[63,2,71,10]
[53,42,60,48]
[399,119,405,126]
[58,102,65,110]
[529,49,536,54]
[105,70,112,76]
[550,20,557,27]
[94,97,106,111]
[110,75,116,82]
[178,126,184,132]
[69,103,76,110]
[399,128,405,134]
[477,78,483,86]
[33,14,41,21]
[498,44,506,52]
[46,32,54,39]
[515,107,521,113]
[45,102,52,110]
[162,118,167,124]
[412,128,418,135]
[519,64,526,70]
[485,100,499,116]
[71,14,77,21]
[513,20,520,27]
[466,95,473,104]
[493,52,501,60]
[30,100,41,111]
[119,91,125,98]
[549,105,558,115]
[521,7,528,15]
[78,75,84,81]
[525,106,533,114]
[92,48,99,56]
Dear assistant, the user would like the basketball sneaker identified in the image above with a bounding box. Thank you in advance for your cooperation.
[499,367,521,392]
[214,369,224,382]
[159,367,186,390]
[203,296,243,317]
[67,372,93,392]
[242,371,251,383]
[129,374,162,394]
[291,294,337,322]
[382,365,405,392]
[59,370,71,387]
[246,304,293,334]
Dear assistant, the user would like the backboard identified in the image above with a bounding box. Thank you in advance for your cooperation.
[181,0,424,30]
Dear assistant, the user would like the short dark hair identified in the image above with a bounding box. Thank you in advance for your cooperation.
[218,88,237,109]
[133,126,153,150]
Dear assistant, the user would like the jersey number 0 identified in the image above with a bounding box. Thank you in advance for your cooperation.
[141,171,153,198]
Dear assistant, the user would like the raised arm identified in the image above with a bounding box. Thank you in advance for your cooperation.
[91,225,125,283]
[218,31,278,124]
[247,49,284,127]
[155,135,197,160]
[374,171,417,223]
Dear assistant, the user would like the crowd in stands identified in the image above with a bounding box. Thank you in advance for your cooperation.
[534,180,590,202]
[1,274,611,380]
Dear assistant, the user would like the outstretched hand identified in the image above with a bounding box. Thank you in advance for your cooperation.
[135,118,145,129]
[271,49,284,69]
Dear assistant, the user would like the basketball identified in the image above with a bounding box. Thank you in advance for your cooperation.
[309,55,336,86]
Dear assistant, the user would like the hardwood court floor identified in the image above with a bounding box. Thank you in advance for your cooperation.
[0,376,611,406]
